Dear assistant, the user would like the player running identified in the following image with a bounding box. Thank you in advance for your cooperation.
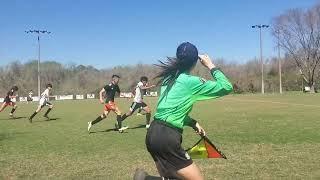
[119,76,155,129]
[136,88,147,116]
[0,86,19,118]
[27,90,33,104]
[87,75,128,133]
[134,42,233,180]
[28,84,54,123]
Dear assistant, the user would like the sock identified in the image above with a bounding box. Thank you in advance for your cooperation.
[121,114,128,121]
[117,115,122,128]
[29,112,37,119]
[92,116,103,125]
[44,108,52,116]
[10,108,16,114]
[146,113,151,125]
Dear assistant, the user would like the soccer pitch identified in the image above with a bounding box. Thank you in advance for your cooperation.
[1,94,320,179]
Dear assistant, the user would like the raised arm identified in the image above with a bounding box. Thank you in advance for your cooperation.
[189,54,233,101]
[140,84,156,90]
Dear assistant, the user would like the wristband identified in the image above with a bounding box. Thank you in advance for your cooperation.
[210,67,220,74]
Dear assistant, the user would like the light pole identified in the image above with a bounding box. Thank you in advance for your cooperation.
[25,30,51,99]
[276,30,283,94]
[252,25,269,94]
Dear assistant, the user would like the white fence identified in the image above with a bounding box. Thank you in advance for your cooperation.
[1,92,157,102]
[19,97,27,102]
[120,92,133,98]
[76,95,84,100]
[87,94,95,99]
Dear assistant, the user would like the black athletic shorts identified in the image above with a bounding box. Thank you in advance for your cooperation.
[145,120,193,179]
[130,102,147,112]
[40,101,52,108]
[4,97,11,103]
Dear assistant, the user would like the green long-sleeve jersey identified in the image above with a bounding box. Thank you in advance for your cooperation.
[154,68,233,130]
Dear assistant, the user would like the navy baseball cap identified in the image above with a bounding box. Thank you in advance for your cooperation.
[176,42,198,64]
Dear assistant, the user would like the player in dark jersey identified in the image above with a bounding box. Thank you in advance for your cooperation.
[0,86,19,118]
[87,75,128,133]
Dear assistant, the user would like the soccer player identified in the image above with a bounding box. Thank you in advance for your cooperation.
[0,86,19,118]
[27,90,33,104]
[28,84,54,123]
[136,88,147,116]
[119,76,155,129]
[134,42,233,180]
[87,75,127,133]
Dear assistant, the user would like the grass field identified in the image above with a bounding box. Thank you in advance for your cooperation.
[1,94,320,179]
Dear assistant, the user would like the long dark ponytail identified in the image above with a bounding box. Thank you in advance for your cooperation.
[154,42,199,89]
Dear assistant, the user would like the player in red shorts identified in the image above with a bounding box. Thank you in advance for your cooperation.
[87,75,128,133]
[0,86,19,118]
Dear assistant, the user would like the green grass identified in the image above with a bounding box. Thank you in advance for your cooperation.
[1,94,320,179]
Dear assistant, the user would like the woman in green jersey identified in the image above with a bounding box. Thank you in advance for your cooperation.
[135,42,233,180]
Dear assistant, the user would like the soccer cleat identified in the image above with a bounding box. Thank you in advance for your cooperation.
[43,115,50,120]
[28,117,33,123]
[133,169,148,180]
[136,112,143,116]
[9,113,14,118]
[146,124,150,129]
[87,122,92,132]
[118,126,128,133]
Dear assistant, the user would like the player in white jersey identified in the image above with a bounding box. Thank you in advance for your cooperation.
[28,84,53,123]
[119,76,155,129]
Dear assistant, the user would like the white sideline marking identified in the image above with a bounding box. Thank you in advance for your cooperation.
[224,97,320,108]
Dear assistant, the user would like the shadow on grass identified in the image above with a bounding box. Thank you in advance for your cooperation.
[0,116,27,120]
[89,128,129,134]
[46,118,60,121]
[128,124,146,129]
[36,117,61,123]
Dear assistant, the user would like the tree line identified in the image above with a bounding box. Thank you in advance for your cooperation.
[0,55,317,97]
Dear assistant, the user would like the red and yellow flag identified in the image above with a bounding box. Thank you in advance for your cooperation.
[187,136,226,159]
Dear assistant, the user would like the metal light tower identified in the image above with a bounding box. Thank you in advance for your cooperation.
[252,25,269,94]
[277,30,283,94]
[25,30,51,98]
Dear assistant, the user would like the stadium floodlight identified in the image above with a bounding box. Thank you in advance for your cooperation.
[276,30,283,94]
[25,30,51,99]
[252,24,269,94]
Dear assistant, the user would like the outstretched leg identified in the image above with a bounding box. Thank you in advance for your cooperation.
[143,106,152,128]
[113,106,128,132]
[29,105,43,123]
[0,103,8,112]
[9,104,18,117]
[120,102,138,125]
[88,111,109,132]
[43,104,53,119]
[120,110,133,125]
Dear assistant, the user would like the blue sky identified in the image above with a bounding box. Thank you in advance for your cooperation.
[0,0,318,68]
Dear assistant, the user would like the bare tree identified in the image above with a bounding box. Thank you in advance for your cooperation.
[272,5,320,93]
